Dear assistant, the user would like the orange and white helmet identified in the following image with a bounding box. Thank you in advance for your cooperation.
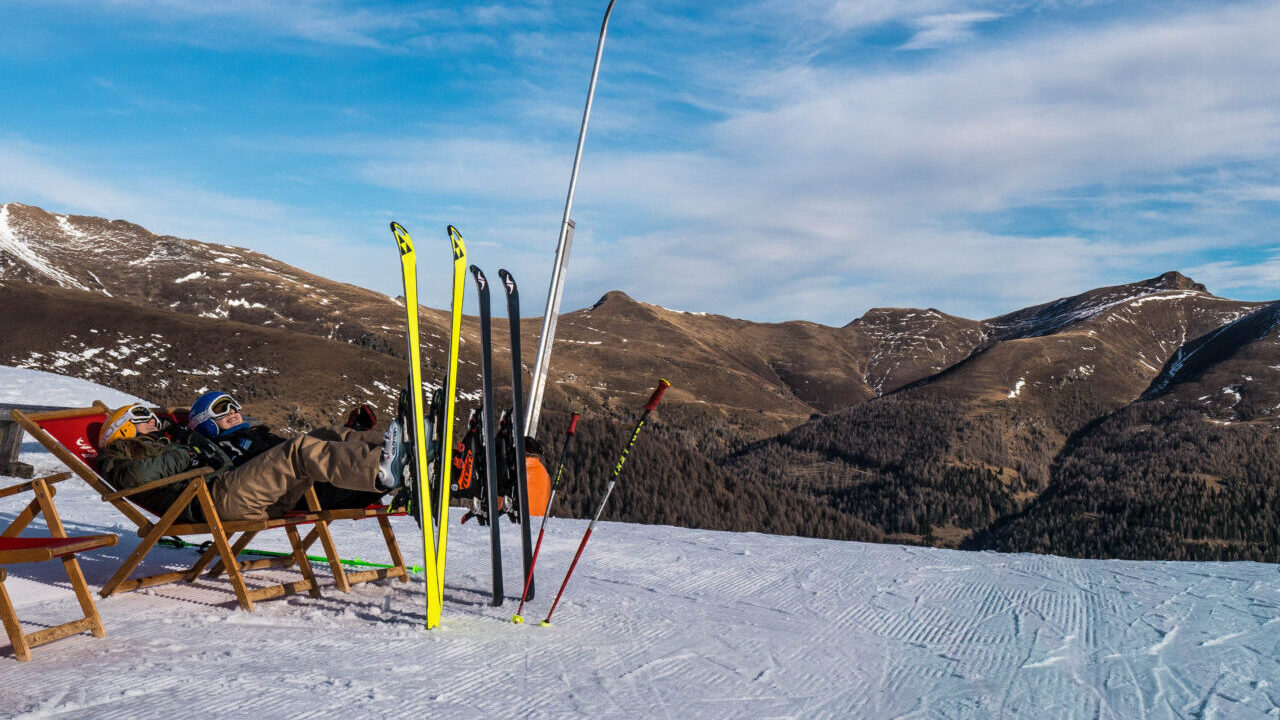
[99,403,160,447]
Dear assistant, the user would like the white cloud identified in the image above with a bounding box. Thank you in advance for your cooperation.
[826,0,972,32]
[1187,254,1280,295]
[244,1,1280,321]
[17,0,438,49]
[900,11,1003,49]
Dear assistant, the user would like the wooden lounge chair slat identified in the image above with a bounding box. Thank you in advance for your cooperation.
[101,468,211,501]
[0,472,72,500]
[23,617,99,649]
[0,535,117,563]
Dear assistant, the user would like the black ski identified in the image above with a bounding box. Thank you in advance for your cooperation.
[425,386,446,522]
[470,265,504,606]
[497,269,535,600]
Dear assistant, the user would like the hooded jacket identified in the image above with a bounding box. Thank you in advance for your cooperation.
[98,422,234,521]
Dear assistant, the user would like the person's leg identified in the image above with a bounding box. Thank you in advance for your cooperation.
[305,426,382,444]
[210,431,383,520]
[284,432,383,493]
[210,456,309,521]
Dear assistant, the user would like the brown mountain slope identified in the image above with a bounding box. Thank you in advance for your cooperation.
[0,283,886,542]
[0,283,406,430]
[726,274,1273,548]
[971,304,1280,561]
[915,272,1263,419]
[1142,300,1280,421]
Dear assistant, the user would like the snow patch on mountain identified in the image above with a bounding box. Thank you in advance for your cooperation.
[0,204,90,291]
[1127,290,1200,307]
[55,214,85,239]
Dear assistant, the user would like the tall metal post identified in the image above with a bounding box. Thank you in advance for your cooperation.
[525,0,618,438]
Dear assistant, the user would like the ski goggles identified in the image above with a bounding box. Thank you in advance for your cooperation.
[127,404,160,426]
[208,396,242,418]
[100,404,159,445]
[188,394,242,429]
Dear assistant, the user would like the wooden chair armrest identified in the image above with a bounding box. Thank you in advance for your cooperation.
[102,469,211,502]
[0,472,73,500]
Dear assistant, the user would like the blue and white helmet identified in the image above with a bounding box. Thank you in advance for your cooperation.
[188,391,247,437]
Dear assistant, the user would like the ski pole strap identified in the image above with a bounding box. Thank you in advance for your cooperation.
[644,379,671,411]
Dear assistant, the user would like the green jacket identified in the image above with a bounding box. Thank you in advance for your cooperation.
[99,425,234,520]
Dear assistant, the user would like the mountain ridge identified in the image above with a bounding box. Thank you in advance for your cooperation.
[4,201,1278,560]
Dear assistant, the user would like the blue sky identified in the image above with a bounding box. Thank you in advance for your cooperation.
[2,0,1277,324]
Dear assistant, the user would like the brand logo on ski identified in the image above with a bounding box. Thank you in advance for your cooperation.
[504,276,515,294]
[391,221,414,256]
[448,225,465,260]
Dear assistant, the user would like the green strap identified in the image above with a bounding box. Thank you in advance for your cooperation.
[158,537,424,575]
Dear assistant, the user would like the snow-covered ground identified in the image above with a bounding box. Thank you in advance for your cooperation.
[2,367,1279,718]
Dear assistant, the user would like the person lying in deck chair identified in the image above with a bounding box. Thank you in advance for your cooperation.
[187,392,390,514]
[98,397,411,522]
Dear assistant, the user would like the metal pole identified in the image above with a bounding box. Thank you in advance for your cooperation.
[525,0,618,439]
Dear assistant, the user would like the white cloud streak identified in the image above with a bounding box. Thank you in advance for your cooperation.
[900,11,1003,49]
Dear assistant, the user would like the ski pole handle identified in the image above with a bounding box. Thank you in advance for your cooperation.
[567,412,580,435]
[644,379,671,412]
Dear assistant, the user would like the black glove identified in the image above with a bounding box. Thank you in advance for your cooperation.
[186,433,231,472]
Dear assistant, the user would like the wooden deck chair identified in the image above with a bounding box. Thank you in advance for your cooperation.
[151,405,411,594]
[1,472,117,661]
[10,405,407,613]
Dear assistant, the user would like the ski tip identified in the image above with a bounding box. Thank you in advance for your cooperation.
[511,614,524,624]
[539,620,552,627]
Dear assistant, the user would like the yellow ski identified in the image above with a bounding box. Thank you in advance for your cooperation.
[432,225,467,627]
[390,221,447,628]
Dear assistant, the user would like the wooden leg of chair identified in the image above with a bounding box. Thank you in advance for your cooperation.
[29,479,107,637]
[185,541,221,582]
[314,520,350,593]
[0,570,32,661]
[1,498,40,539]
[206,531,256,579]
[62,556,107,638]
[378,515,409,583]
[102,482,201,598]
[194,483,253,612]
[298,526,320,554]
[286,525,322,599]
[302,488,350,592]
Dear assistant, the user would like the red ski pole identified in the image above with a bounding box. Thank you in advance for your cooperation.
[541,380,670,626]
[512,412,581,624]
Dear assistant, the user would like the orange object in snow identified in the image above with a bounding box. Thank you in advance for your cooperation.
[525,456,551,517]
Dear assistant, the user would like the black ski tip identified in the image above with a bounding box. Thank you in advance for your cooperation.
[498,268,518,296]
